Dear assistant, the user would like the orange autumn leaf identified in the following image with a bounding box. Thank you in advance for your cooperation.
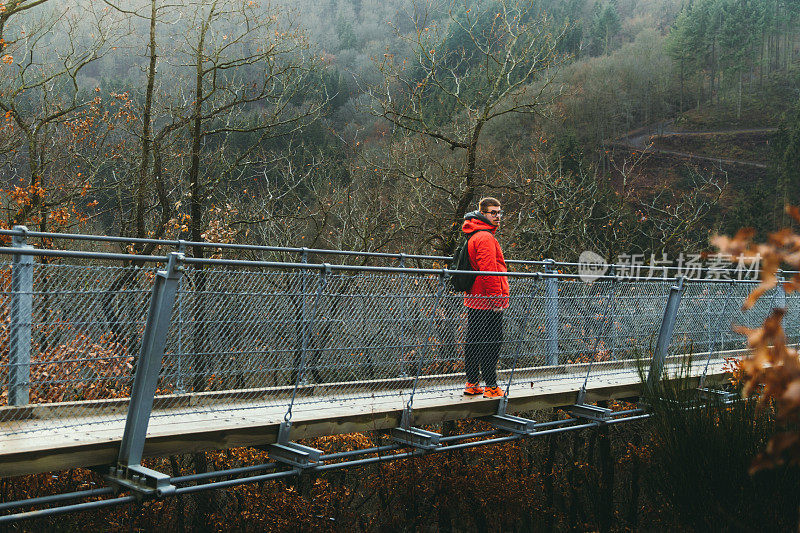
[715,206,800,471]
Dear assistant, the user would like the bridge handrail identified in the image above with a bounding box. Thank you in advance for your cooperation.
[0,245,766,283]
[0,246,168,263]
[0,226,785,275]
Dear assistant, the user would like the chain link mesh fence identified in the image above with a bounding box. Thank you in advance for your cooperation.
[153,268,796,420]
[0,260,156,439]
[1,254,796,444]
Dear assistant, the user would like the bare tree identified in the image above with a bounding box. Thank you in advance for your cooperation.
[0,0,49,44]
[100,0,327,252]
[133,0,327,396]
[169,0,327,253]
[634,165,726,257]
[496,143,612,260]
[0,0,116,229]
[368,0,567,253]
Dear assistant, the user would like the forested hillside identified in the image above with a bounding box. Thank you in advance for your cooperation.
[0,0,798,260]
[2,2,800,530]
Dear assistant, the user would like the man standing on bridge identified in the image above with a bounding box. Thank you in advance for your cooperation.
[462,197,509,399]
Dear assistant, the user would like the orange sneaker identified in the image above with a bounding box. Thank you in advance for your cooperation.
[463,382,484,395]
[483,386,504,398]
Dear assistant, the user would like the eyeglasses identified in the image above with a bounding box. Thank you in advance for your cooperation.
[484,209,503,217]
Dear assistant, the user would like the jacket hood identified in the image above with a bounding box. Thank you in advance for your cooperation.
[461,210,497,234]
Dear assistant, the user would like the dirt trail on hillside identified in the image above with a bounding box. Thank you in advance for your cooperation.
[614,122,774,168]
[657,127,778,136]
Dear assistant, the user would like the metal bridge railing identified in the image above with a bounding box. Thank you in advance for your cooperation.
[0,235,793,473]
[0,225,788,277]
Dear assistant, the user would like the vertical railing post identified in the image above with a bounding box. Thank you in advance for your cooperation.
[544,259,559,366]
[489,273,540,432]
[388,272,446,449]
[773,273,788,352]
[9,226,33,406]
[607,265,616,360]
[175,240,186,393]
[117,252,184,468]
[574,272,617,405]
[398,254,408,378]
[299,248,310,386]
[716,279,734,352]
[788,279,799,345]
[283,264,329,425]
[265,265,329,469]
[775,270,786,312]
[646,276,684,391]
[705,282,714,355]
[791,287,800,346]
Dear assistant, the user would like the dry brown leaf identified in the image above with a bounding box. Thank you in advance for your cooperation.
[787,205,800,224]
[783,381,800,409]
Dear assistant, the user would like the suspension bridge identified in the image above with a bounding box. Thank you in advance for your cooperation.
[0,227,791,521]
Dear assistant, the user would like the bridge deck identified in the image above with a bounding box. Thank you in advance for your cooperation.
[0,353,731,478]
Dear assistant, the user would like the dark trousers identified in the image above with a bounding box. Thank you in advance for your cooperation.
[465,307,504,388]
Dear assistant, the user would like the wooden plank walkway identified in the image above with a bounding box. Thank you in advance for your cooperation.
[0,351,737,478]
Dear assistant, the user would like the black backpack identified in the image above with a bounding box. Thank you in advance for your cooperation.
[449,230,489,292]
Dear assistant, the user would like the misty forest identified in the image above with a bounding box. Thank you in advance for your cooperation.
[2,0,800,530]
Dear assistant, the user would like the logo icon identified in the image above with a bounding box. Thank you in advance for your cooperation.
[578,251,608,282]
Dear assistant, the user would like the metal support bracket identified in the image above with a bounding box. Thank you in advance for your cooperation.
[268,421,322,469]
[489,414,538,435]
[117,252,184,467]
[568,403,614,422]
[696,387,738,404]
[544,259,559,366]
[488,396,537,435]
[105,464,175,499]
[390,408,441,450]
[646,276,685,392]
[391,427,442,450]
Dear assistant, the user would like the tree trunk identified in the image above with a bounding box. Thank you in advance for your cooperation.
[189,13,209,394]
[710,40,717,105]
[188,16,207,250]
[446,121,484,255]
[597,403,614,533]
[737,72,742,120]
[543,433,558,530]
[628,433,642,530]
[135,0,157,242]
[760,30,765,88]
[191,452,214,531]
[568,433,584,529]
[785,22,791,72]
[169,455,187,533]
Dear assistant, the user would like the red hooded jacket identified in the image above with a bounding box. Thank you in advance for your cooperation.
[461,212,510,310]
